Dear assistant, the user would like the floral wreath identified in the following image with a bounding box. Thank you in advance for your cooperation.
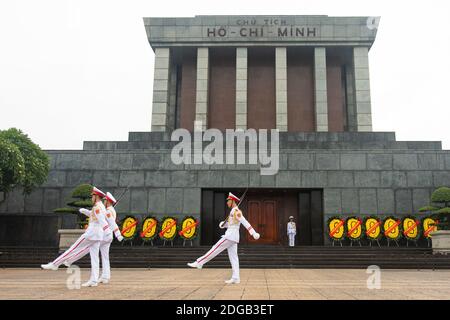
[120,215,139,240]
[382,216,402,241]
[140,216,159,241]
[422,216,438,239]
[178,216,199,241]
[345,216,365,241]
[364,216,383,241]
[327,216,346,242]
[158,216,178,241]
[402,215,421,241]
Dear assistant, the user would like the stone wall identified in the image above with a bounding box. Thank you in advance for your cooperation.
[144,15,377,47]
[0,132,449,246]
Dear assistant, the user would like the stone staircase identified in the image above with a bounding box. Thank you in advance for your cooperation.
[1,245,450,269]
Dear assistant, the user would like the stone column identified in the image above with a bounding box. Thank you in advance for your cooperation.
[314,47,328,132]
[345,64,357,131]
[353,47,373,131]
[236,48,247,130]
[195,48,209,131]
[275,47,288,131]
[151,48,171,132]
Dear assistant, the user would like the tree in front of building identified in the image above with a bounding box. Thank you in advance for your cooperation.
[0,128,49,201]
[54,184,93,229]
[419,187,450,230]
[0,138,25,194]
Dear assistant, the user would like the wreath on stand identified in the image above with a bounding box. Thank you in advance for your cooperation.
[382,216,402,244]
[402,215,421,243]
[364,216,383,243]
[422,216,438,239]
[345,216,365,243]
[327,216,346,244]
[159,216,178,242]
[140,216,159,243]
[178,216,200,242]
[120,215,139,242]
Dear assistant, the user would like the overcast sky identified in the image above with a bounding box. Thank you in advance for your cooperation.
[0,0,449,150]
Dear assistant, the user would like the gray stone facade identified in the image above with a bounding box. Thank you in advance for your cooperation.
[144,15,378,133]
[143,16,377,47]
[1,15,448,247]
[1,132,448,245]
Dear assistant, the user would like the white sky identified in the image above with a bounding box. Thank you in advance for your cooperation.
[0,0,449,150]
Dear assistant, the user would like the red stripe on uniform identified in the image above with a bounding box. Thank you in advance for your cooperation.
[53,238,85,265]
[198,238,228,263]
[66,246,90,264]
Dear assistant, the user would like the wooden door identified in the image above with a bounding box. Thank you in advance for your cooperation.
[246,200,278,244]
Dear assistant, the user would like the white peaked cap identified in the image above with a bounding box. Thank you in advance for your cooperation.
[91,186,106,198]
[227,192,240,202]
[105,192,117,204]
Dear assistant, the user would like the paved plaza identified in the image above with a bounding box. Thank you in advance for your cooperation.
[1,268,450,300]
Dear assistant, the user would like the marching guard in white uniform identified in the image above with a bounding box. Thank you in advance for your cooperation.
[41,187,111,287]
[187,192,260,284]
[98,192,123,283]
[287,216,297,247]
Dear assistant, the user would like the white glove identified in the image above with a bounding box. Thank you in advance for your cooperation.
[219,221,226,229]
[79,208,90,215]
[253,232,260,240]
[117,235,124,242]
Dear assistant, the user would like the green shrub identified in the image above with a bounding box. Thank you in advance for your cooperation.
[54,183,93,228]
[0,138,25,193]
[0,128,50,194]
[423,187,450,230]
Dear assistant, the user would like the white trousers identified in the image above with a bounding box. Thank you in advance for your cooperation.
[51,234,101,283]
[99,240,112,280]
[88,241,101,282]
[288,234,296,247]
[52,234,91,267]
[196,237,240,280]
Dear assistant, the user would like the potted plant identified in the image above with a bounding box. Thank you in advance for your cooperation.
[54,184,93,249]
[419,186,450,254]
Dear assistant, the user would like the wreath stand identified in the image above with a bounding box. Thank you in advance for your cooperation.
[121,239,134,246]
[142,239,155,247]
[386,238,400,247]
[331,240,343,247]
[368,239,381,248]
[183,239,194,247]
[163,239,174,247]
[349,239,362,247]
[406,239,419,247]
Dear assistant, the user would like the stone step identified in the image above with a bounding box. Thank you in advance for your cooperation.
[2,246,448,270]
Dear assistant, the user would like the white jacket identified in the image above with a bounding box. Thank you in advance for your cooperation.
[287,222,297,235]
[105,205,122,241]
[80,201,111,241]
[220,206,256,243]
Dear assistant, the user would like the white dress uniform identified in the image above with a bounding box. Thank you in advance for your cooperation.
[287,219,297,247]
[189,192,260,284]
[41,187,111,286]
[99,192,123,282]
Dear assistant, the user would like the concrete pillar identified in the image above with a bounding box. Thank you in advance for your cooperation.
[275,47,288,131]
[195,48,209,131]
[353,47,373,131]
[167,63,178,132]
[345,64,357,131]
[314,47,328,132]
[235,48,247,130]
[151,48,171,132]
